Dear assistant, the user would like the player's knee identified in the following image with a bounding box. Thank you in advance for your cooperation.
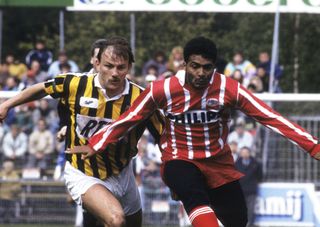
[104,212,125,227]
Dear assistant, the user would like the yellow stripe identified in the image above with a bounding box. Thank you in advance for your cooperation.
[96,89,107,179]
[97,89,106,118]
[112,96,124,120]
[81,76,94,176]
[130,85,141,105]
[44,86,54,95]
[55,83,64,93]
[96,154,107,179]
[68,76,80,168]
[84,158,93,177]
[150,113,163,135]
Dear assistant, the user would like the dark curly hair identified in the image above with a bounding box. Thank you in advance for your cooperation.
[97,36,135,64]
[183,36,217,63]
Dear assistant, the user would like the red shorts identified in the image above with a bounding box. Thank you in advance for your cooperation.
[161,151,243,189]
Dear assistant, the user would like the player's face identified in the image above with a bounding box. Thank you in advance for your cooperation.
[185,55,215,89]
[97,46,131,97]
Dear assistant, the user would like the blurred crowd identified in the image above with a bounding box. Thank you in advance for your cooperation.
[0,39,275,226]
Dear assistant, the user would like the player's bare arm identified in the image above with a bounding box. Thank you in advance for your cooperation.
[66,145,96,160]
[0,83,47,122]
[314,152,320,160]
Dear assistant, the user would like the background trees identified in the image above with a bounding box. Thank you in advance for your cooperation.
[2,8,320,92]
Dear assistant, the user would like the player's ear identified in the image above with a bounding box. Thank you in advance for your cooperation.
[95,58,100,67]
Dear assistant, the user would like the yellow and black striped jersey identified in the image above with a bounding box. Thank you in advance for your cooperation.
[44,73,163,179]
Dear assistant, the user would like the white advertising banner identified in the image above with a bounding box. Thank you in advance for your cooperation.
[69,0,320,13]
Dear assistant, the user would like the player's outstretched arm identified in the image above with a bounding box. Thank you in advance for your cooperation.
[89,87,157,152]
[236,84,320,160]
[0,83,47,122]
[67,87,157,160]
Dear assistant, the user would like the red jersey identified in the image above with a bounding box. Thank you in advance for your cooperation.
[88,71,320,187]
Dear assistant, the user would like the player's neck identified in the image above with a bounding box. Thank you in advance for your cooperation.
[105,84,125,99]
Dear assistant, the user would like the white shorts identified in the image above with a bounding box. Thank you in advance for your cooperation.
[64,160,141,216]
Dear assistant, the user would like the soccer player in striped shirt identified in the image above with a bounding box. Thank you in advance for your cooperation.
[69,36,320,227]
[0,37,163,227]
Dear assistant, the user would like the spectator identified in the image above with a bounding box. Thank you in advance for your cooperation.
[14,103,34,135]
[25,40,53,71]
[47,50,79,78]
[229,140,239,162]
[258,51,282,80]
[248,76,263,93]
[0,160,21,223]
[135,132,162,209]
[142,51,167,77]
[32,99,59,133]
[163,46,184,77]
[24,60,48,83]
[2,124,28,166]
[59,62,71,74]
[27,119,55,172]
[235,147,262,227]
[145,64,159,77]
[256,66,269,92]
[257,52,282,93]
[3,76,24,91]
[228,117,254,150]
[0,63,11,89]
[231,69,244,85]
[5,54,28,80]
[224,51,256,87]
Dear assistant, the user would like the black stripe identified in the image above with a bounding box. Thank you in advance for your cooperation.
[74,76,88,172]
[62,75,73,163]
[88,81,100,178]
[103,94,114,177]
[89,156,100,178]
[101,148,113,177]
[88,81,99,117]
[115,142,124,171]
[120,84,132,114]
[104,100,114,119]
[55,77,65,85]
[146,119,160,143]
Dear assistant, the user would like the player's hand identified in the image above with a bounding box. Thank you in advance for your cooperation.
[57,126,67,142]
[313,152,320,160]
[66,145,96,160]
[0,104,9,123]
[310,144,320,161]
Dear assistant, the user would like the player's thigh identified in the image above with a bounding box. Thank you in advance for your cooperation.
[163,160,210,213]
[209,180,247,227]
[81,183,125,226]
[125,209,142,227]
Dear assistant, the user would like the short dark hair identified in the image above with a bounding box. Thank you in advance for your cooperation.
[183,36,217,63]
[97,36,135,64]
[90,39,107,57]
[59,62,71,71]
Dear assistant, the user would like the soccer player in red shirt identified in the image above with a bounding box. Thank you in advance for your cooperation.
[69,36,320,227]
